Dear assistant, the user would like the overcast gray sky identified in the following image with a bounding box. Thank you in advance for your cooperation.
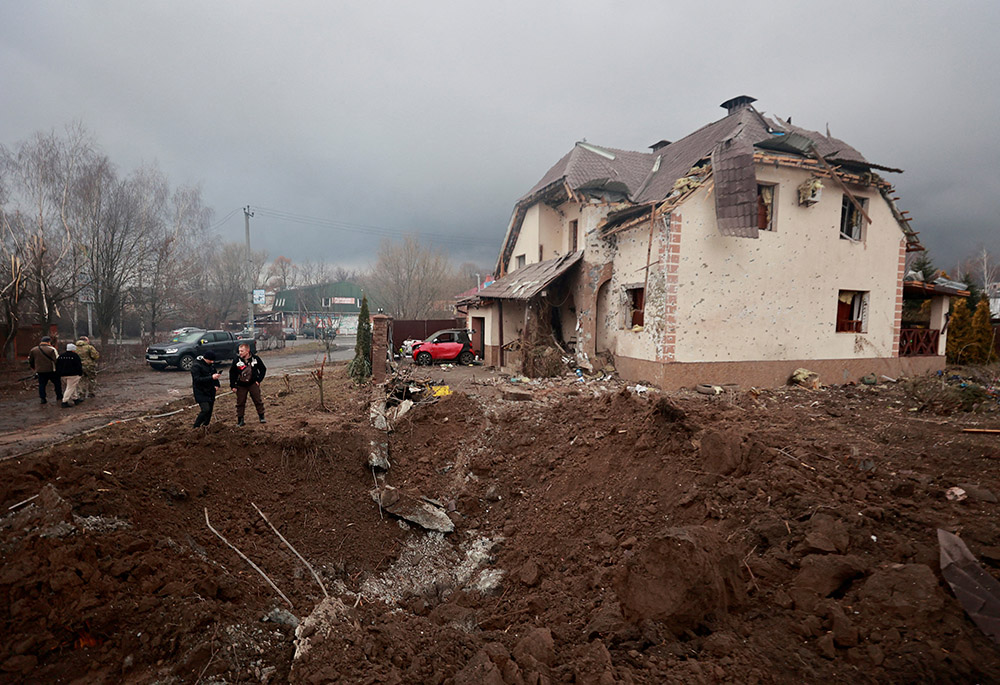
[2,1,998,276]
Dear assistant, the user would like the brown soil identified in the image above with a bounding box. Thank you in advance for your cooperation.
[2,363,1000,683]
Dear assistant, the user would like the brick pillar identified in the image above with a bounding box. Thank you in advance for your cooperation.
[370,314,392,384]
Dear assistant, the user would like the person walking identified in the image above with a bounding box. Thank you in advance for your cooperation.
[28,336,62,405]
[191,351,221,428]
[56,343,84,408]
[75,336,100,398]
[229,343,267,426]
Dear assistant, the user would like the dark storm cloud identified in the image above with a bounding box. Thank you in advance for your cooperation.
[2,1,997,273]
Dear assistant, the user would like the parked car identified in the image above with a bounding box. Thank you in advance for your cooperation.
[170,326,203,337]
[146,330,256,371]
[282,327,297,340]
[301,325,336,340]
[412,329,477,366]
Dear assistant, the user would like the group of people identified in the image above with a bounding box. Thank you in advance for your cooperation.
[28,336,100,407]
[191,343,267,428]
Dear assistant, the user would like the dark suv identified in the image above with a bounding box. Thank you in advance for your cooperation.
[146,330,255,371]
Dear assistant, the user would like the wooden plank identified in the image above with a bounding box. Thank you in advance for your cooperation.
[962,429,1000,434]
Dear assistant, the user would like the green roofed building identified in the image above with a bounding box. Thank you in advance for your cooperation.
[272,281,367,335]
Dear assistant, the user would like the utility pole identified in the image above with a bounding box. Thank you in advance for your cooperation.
[244,206,255,335]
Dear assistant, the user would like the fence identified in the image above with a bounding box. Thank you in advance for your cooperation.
[391,319,463,353]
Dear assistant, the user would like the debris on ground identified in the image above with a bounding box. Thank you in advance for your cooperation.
[1,363,999,682]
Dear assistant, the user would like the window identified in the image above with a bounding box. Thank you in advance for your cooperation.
[515,254,526,270]
[757,184,775,231]
[836,290,869,333]
[539,245,544,262]
[840,195,867,241]
[626,287,645,328]
[570,219,579,251]
[321,297,331,307]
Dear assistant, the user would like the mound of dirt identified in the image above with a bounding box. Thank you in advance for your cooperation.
[2,367,1000,683]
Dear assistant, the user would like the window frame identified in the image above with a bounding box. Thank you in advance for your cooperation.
[515,254,526,270]
[570,219,579,252]
[756,183,776,232]
[836,290,869,333]
[625,286,645,328]
[839,195,868,241]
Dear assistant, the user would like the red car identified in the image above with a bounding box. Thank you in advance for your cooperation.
[412,329,478,366]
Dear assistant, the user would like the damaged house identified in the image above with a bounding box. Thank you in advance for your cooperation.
[464,96,953,387]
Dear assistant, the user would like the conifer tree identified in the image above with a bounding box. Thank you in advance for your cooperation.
[348,294,372,383]
[969,296,996,364]
[946,297,973,364]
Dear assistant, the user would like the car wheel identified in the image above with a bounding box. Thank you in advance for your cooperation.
[416,351,432,366]
[178,354,195,372]
[458,351,474,365]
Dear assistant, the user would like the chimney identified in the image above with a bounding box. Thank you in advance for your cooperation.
[720,95,757,115]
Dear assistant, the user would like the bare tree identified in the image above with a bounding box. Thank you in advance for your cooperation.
[5,125,96,327]
[298,259,334,286]
[365,234,455,318]
[266,255,298,290]
[135,180,211,338]
[971,246,998,290]
[204,243,268,326]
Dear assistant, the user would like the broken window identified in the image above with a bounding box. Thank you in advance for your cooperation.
[840,195,867,241]
[836,290,869,333]
[570,219,579,252]
[515,254,526,270]
[757,184,775,231]
[626,287,645,328]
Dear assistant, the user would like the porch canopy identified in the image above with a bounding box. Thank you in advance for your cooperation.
[473,251,583,302]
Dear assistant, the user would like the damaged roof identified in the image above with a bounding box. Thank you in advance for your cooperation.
[497,97,909,274]
[477,251,583,301]
[520,104,885,207]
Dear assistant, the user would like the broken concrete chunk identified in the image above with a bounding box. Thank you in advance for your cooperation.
[369,401,388,431]
[790,368,821,389]
[938,529,1000,645]
[368,440,390,471]
[502,388,533,402]
[957,483,998,503]
[372,486,454,533]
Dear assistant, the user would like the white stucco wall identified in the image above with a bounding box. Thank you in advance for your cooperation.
[670,166,904,362]
[510,203,566,268]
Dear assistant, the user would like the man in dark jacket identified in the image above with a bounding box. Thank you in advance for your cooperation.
[28,336,61,404]
[191,351,222,428]
[56,343,84,407]
[229,343,267,426]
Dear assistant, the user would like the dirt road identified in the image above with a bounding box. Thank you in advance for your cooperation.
[0,342,356,460]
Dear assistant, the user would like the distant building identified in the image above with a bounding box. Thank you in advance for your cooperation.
[272,281,366,334]
[462,96,955,387]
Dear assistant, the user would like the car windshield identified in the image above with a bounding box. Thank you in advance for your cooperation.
[171,331,205,343]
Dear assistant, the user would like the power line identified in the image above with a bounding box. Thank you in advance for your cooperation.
[208,207,241,231]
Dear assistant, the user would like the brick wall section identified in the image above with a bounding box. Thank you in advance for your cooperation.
[370,314,391,384]
[660,213,682,362]
[892,239,906,357]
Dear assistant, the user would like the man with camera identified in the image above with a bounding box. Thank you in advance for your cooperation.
[191,351,222,428]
